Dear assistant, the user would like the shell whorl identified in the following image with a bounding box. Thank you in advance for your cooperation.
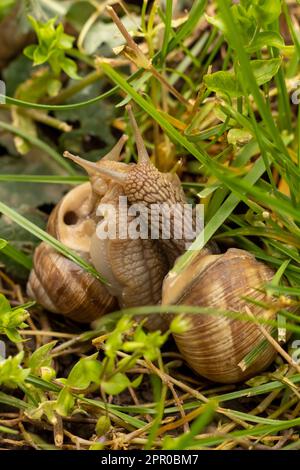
[162,248,277,383]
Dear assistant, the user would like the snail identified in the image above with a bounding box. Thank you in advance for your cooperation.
[27,118,169,329]
[27,105,288,383]
[27,136,130,322]
[162,248,277,383]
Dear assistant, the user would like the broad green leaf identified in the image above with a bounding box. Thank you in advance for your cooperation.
[0,302,29,343]
[46,78,62,96]
[204,71,242,98]
[33,46,49,65]
[246,31,285,53]
[247,58,282,86]
[66,354,102,389]
[23,44,36,60]
[102,372,131,395]
[57,32,74,50]
[205,59,282,98]
[249,0,282,26]
[0,352,30,388]
[28,341,57,373]
[24,15,79,79]
[56,387,75,416]
[60,57,80,80]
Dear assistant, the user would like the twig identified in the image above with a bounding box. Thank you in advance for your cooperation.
[245,306,300,374]
[105,6,191,108]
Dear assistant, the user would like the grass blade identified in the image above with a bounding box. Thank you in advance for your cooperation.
[0,202,106,283]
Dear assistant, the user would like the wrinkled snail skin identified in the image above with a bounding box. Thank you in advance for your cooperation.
[27,139,128,323]
[27,130,169,329]
[162,249,278,383]
[88,182,169,331]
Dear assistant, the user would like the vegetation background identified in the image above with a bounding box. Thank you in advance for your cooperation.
[1,0,300,450]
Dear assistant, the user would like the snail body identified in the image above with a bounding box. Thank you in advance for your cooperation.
[27,105,293,382]
[28,131,169,328]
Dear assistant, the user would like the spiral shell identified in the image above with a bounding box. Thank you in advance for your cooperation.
[162,248,278,383]
[27,242,117,323]
[27,183,117,323]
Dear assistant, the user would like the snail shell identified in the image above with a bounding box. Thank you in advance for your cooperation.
[27,242,117,323]
[27,183,117,323]
[162,248,278,383]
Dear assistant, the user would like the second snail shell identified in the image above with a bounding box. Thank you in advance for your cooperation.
[162,248,279,383]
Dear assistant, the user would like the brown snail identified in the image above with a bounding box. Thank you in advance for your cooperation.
[162,249,277,383]
[27,136,129,322]
[27,180,117,323]
[27,105,288,382]
[27,116,169,329]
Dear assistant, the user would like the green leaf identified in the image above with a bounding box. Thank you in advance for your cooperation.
[33,46,49,65]
[130,374,143,389]
[0,352,30,389]
[25,15,78,79]
[66,354,102,389]
[28,341,57,374]
[204,59,282,98]
[204,71,242,98]
[0,301,29,343]
[60,57,80,80]
[102,372,131,395]
[246,31,285,53]
[23,44,36,60]
[247,58,282,87]
[249,0,282,26]
[205,13,225,32]
[231,4,256,41]
[56,387,75,416]
[5,328,22,343]
[170,315,191,334]
[104,316,134,359]
[57,32,74,49]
